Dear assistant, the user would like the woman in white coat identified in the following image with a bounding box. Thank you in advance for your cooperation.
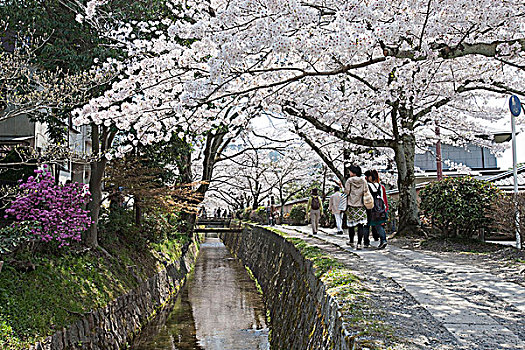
[344,165,369,250]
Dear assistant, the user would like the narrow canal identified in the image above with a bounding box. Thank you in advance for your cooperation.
[132,237,269,350]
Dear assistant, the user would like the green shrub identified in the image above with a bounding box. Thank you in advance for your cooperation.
[320,201,334,228]
[385,198,398,234]
[289,204,307,225]
[488,192,525,244]
[242,208,252,221]
[250,206,267,223]
[0,318,23,350]
[420,176,500,238]
[235,209,244,219]
[98,208,182,250]
[0,220,189,348]
[0,222,33,256]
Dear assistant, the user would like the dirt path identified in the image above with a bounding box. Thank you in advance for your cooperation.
[276,225,525,349]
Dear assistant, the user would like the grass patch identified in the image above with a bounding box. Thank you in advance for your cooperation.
[0,234,190,348]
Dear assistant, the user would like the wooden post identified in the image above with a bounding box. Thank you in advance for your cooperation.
[436,125,443,181]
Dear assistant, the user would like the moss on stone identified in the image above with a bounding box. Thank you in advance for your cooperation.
[257,225,396,349]
[0,235,195,349]
[245,266,263,295]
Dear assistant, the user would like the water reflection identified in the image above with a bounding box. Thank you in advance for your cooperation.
[132,238,269,350]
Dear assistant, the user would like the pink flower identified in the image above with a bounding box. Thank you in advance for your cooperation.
[5,168,92,247]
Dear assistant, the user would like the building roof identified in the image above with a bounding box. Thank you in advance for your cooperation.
[386,166,525,196]
[484,165,525,190]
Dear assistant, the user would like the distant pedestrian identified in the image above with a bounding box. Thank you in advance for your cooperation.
[273,209,280,225]
[328,185,346,235]
[307,188,323,235]
[344,165,370,250]
[266,201,274,225]
[364,169,388,249]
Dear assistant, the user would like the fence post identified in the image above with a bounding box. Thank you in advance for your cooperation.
[479,228,485,242]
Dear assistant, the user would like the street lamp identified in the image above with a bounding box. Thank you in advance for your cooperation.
[509,95,522,249]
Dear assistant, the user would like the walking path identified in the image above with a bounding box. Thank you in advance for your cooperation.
[274,224,525,349]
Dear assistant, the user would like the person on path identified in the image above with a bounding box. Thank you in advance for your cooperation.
[307,188,323,235]
[364,169,389,249]
[344,165,369,250]
[328,185,345,235]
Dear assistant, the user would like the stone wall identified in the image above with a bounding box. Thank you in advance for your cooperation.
[30,240,200,350]
[220,226,353,350]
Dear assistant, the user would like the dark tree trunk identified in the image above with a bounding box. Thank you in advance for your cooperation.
[85,157,106,248]
[177,141,196,238]
[181,131,228,238]
[321,166,327,201]
[393,134,421,235]
[134,195,142,227]
[85,125,115,249]
[279,188,285,218]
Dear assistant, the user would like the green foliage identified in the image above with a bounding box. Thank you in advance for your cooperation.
[0,253,128,346]
[289,204,307,225]
[0,0,177,144]
[242,208,252,221]
[139,132,195,185]
[0,216,188,347]
[0,318,23,350]
[290,182,322,201]
[420,177,501,238]
[320,201,334,228]
[0,0,174,72]
[250,206,267,224]
[0,222,33,255]
[385,198,398,234]
[98,207,183,251]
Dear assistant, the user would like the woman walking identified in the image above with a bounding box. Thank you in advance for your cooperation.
[364,169,388,249]
[344,165,369,249]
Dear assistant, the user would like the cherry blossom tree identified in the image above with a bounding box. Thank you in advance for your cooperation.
[208,135,284,210]
[75,0,525,234]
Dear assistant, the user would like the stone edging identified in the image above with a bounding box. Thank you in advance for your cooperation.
[220,225,354,350]
[30,239,201,350]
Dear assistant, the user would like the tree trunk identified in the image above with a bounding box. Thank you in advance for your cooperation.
[85,157,106,248]
[279,189,285,219]
[134,195,142,227]
[84,125,115,249]
[393,134,421,235]
[321,166,327,201]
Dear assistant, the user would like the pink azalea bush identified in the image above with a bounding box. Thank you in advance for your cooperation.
[5,165,92,247]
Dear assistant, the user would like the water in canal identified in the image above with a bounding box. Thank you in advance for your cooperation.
[132,238,269,350]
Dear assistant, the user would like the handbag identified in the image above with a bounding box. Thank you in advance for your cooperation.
[363,187,374,210]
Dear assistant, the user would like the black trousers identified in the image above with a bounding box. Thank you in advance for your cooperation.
[348,224,366,245]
